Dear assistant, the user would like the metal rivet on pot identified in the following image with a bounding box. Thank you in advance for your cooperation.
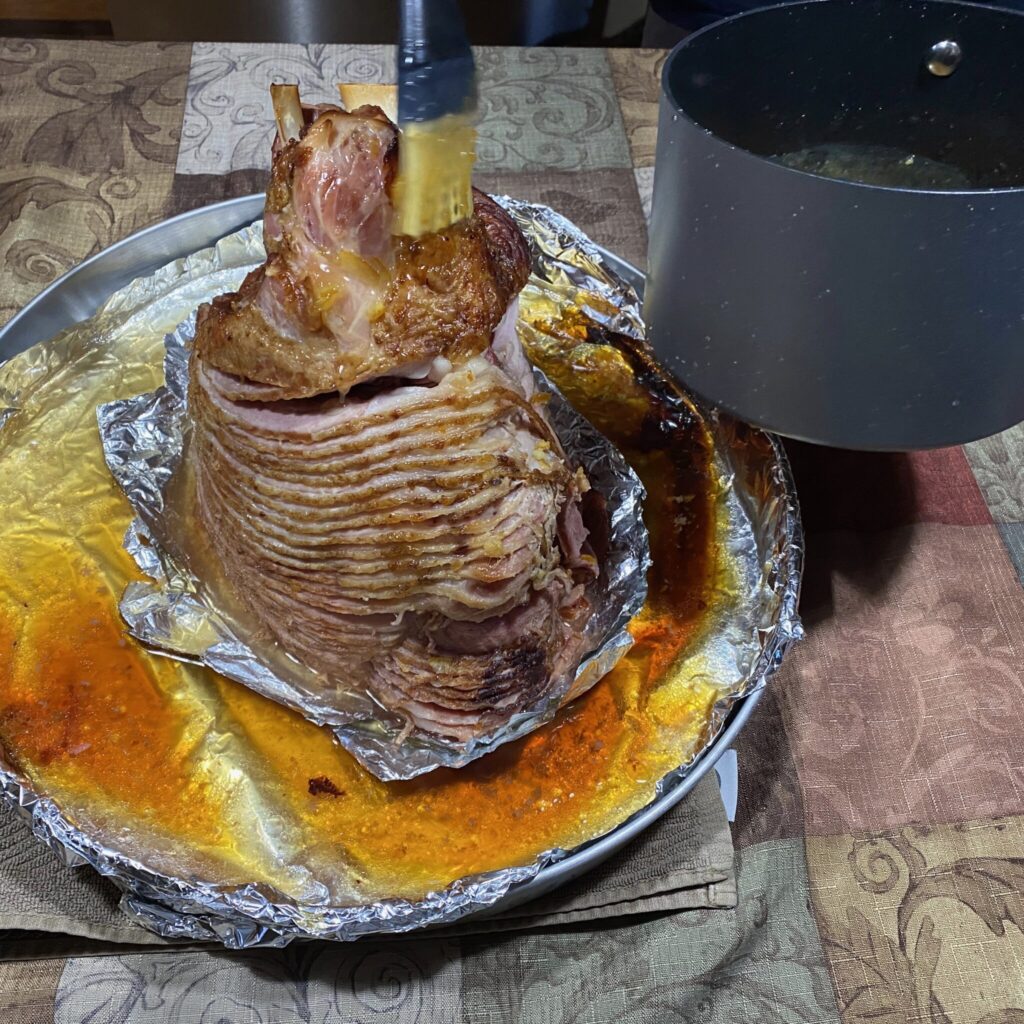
[927,39,962,76]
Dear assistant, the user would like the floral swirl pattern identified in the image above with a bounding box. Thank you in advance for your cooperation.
[25,60,184,172]
[474,47,630,172]
[607,49,666,168]
[0,169,159,325]
[54,942,461,1024]
[0,41,189,326]
[967,425,1024,526]
[0,38,49,92]
[460,841,840,1024]
[809,819,1024,1024]
[776,523,1024,835]
[177,43,394,175]
[848,834,927,896]
[5,239,79,287]
[177,44,631,176]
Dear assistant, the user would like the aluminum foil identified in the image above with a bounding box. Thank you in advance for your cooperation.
[0,198,803,948]
[97,224,650,781]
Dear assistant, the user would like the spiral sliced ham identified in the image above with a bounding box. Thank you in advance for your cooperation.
[189,98,599,741]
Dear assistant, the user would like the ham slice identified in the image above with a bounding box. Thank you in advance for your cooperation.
[189,98,599,741]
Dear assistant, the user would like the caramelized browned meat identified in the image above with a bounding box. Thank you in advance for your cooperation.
[194,104,529,400]
[189,101,598,741]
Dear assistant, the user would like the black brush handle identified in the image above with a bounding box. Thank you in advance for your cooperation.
[398,0,476,123]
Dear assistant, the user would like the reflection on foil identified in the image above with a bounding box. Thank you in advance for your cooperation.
[0,200,803,947]
[99,302,650,782]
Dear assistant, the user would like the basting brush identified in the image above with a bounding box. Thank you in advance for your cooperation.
[392,0,478,237]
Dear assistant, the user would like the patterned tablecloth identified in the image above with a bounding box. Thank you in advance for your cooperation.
[1,36,1023,1024]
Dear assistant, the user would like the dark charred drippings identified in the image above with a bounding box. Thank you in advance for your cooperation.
[599,330,716,635]
[308,775,345,797]
[519,308,718,668]
[580,322,704,450]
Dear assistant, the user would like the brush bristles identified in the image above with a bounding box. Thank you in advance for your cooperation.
[393,113,477,237]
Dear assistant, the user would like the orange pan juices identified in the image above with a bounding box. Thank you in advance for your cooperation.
[0,222,747,906]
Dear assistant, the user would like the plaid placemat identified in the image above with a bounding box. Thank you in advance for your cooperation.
[1,35,1023,1023]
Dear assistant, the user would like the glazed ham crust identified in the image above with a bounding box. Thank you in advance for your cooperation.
[189,101,597,741]
[193,105,530,401]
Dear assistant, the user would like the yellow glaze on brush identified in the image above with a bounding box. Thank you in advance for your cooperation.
[392,113,477,237]
[0,237,745,905]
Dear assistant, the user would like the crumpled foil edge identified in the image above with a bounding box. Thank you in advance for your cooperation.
[650,414,804,804]
[0,751,564,947]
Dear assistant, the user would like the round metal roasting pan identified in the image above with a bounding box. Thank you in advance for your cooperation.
[0,195,799,937]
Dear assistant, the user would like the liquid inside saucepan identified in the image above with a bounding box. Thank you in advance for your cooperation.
[772,143,974,189]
